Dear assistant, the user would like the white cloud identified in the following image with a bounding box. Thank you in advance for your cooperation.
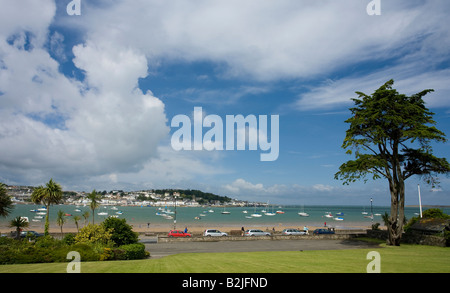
[294,67,450,110]
[312,184,334,192]
[62,0,449,83]
[0,3,169,186]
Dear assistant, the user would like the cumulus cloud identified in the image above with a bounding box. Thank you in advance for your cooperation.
[64,0,449,83]
[0,1,169,185]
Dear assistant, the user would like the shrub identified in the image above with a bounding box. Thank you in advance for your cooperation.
[62,233,76,245]
[102,217,138,246]
[75,223,113,245]
[71,243,100,262]
[119,243,148,260]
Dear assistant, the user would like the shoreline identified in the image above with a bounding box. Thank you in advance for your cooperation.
[0,221,378,235]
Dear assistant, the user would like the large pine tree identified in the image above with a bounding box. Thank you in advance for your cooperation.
[335,80,450,245]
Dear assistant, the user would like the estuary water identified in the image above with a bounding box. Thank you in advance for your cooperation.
[2,204,447,231]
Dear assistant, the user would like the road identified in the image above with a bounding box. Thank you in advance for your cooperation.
[141,238,379,258]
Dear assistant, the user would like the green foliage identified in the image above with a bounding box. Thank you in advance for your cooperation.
[30,178,63,236]
[0,182,14,217]
[404,208,450,232]
[74,223,113,244]
[62,233,76,245]
[120,243,148,260]
[0,218,148,265]
[335,79,449,186]
[335,79,450,245]
[102,217,138,246]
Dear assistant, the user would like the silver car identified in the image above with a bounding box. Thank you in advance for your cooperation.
[203,229,228,237]
[282,228,307,236]
[244,229,271,236]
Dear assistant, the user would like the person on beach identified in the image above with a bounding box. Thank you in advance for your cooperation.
[184,226,188,233]
[241,226,245,236]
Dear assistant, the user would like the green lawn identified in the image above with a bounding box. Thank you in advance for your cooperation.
[0,244,448,273]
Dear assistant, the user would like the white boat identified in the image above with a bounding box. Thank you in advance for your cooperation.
[265,203,276,216]
[298,205,309,217]
[208,209,214,213]
[116,211,123,215]
[334,217,344,221]
[74,209,81,212]
[362,207,368,215]
[221,207,230,214]
[325,213,333,218]
[242,210,248,214]
[276,210,285,214]
[251,213,262,217]
[32,219,41,222]
[97,212,108,216]
[111,206,118,210]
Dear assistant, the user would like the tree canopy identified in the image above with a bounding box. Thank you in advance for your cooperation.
[335,79,450,245]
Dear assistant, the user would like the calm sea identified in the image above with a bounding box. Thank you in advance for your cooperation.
[2,204,448,230]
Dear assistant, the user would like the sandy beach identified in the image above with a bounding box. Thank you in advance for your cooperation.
[0,221,376,235]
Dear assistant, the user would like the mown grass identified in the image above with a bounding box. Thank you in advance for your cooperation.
[0,244,448,273]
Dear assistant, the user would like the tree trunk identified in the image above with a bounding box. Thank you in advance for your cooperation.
[44,205,50,236]
[387,181,405,246]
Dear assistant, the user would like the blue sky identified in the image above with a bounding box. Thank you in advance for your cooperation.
[0,0,449,206]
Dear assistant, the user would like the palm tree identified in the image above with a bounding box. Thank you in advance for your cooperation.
[30,178,63,236]
[73,215,81,233]
[0,183,14,218]
[82,211,90,226]
[87,189,102,224]
[9,216,29,239]
[56,210,66,237]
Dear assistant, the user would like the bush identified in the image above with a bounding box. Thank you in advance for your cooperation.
[62,233,76,245]
[71,243,100,262]
[120,243,148,260]
[75,223,113,245]
[102,217,138,246]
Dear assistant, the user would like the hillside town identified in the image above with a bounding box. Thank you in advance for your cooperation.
[4,185,263,208]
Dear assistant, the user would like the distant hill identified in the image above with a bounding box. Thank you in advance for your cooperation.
[151,189,232,204]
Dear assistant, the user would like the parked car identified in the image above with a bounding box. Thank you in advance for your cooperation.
[282,228,307,236]
[244,229,271,236]
[203,229,228,237]
[313,228,335,235]
[20,231,44,238]
[168,230,192,237]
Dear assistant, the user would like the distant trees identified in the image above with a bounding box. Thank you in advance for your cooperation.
[335,80,450,245]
